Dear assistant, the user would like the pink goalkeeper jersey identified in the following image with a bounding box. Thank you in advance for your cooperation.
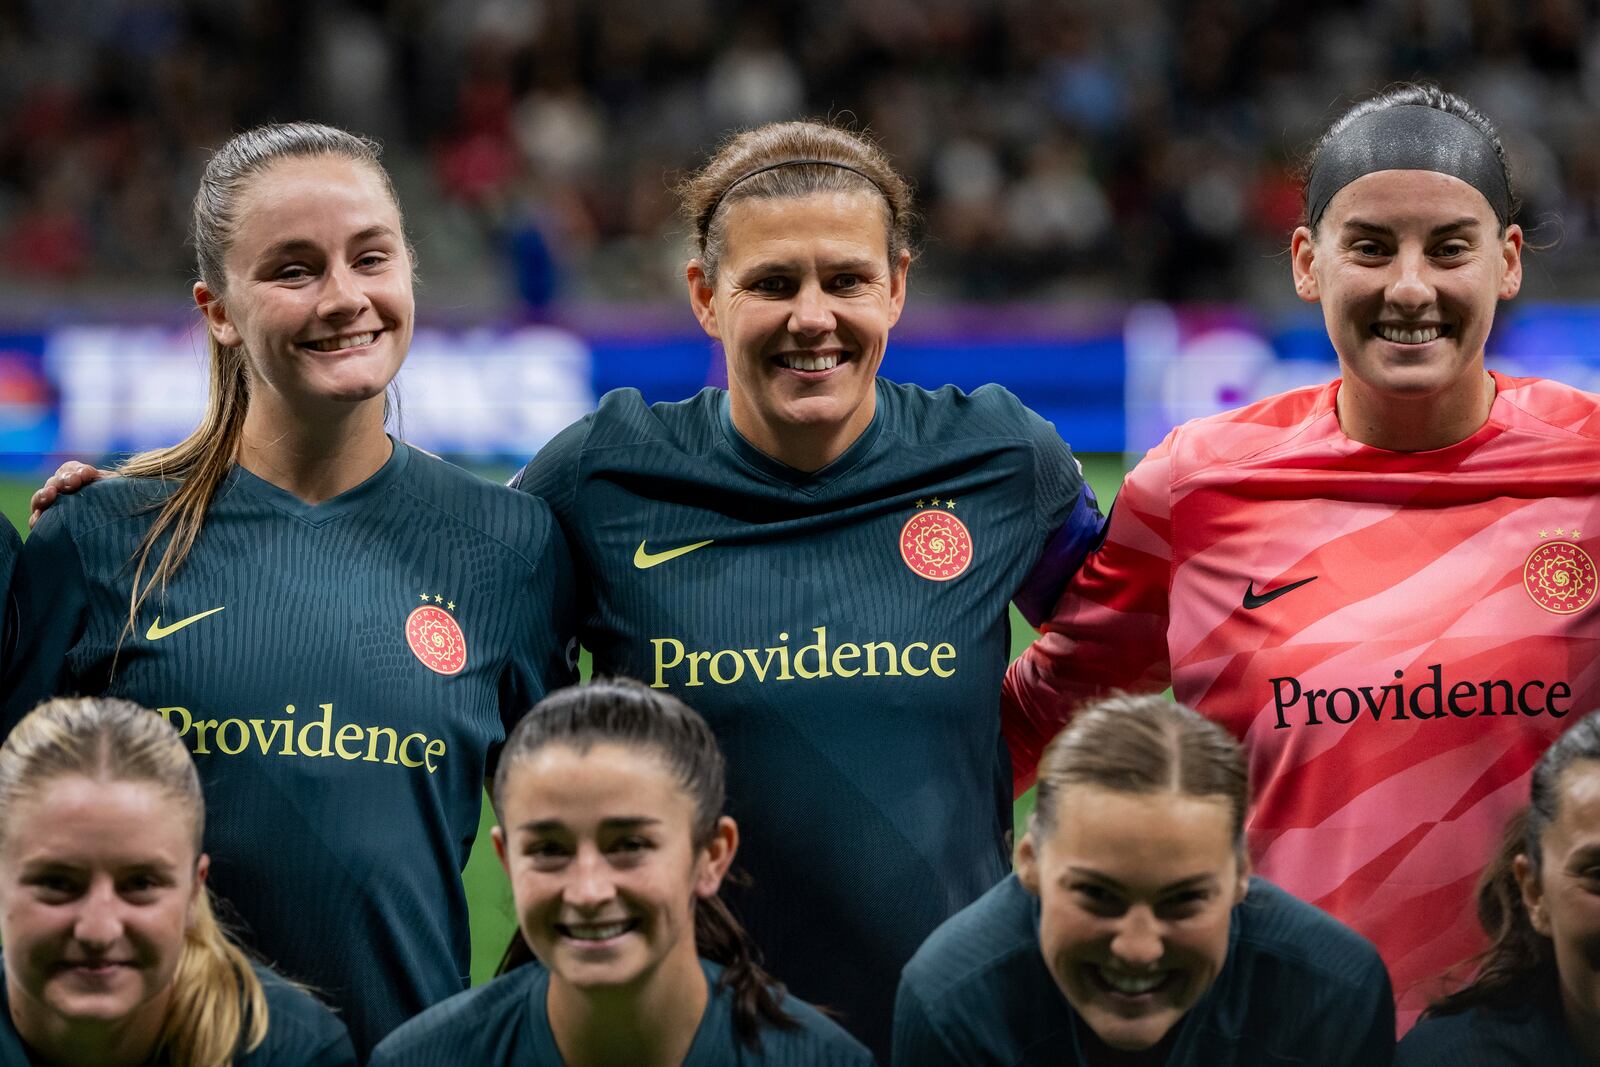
[1003,372,1600,1027]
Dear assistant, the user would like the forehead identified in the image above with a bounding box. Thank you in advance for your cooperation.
[504,742,694,826]
[4,776,195,864]
[230,156,400,248]
[1547,761,1600,848]
[1040,786,1236,875]
[718,190,890,267]
[1320,169,1498,232]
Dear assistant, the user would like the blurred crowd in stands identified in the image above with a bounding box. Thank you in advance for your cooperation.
[4,0,1600,312]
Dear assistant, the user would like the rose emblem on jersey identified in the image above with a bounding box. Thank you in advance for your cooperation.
[900,500,973,581]
[1524,538,1597,615]
[406,603,467,675]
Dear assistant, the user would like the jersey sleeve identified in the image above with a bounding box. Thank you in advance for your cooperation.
[508,412,595,519]
[1332,957,1396,1067]
[889,979,967,1067]
[1002,437,1175,794]
[497,512,580,751]
[1,506,91,732]
[1010,410,1105,628]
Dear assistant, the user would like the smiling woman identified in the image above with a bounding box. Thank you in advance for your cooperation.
[1,123,576,1055]
[893,695,1395,1065]
[509,119,1105,1056]
[0,697,355,1066]
[368,680,873,1066]
[1005,82,1600,1031]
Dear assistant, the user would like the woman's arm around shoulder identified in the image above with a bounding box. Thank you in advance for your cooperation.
[1001,436,1176,793]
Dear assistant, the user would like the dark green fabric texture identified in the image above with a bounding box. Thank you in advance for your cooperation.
[513,379,1093,1055]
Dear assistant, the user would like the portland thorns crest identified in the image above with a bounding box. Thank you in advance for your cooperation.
[407,595,468,675]
[1524,532,1597,615]
[900,498,973,581]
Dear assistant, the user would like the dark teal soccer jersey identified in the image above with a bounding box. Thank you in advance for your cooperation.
[1398,989,1587,1066]
[0,517,20,675]
[893,874,1395,1066]
[0,960,357,1066]
[2,443,577,1054]
[512,380,1101,1053]
[368,958,874,1066]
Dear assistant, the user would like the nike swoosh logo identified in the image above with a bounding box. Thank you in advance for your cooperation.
[1243,576,1317,610]
[145,606,226,641]
[633,539,715,570]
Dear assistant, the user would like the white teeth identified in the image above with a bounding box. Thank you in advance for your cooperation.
[781,353,839,372]
[1100,968,1164,995]
[564,921,630,941]
[1376,325,1441,345]
[306,331,376,352]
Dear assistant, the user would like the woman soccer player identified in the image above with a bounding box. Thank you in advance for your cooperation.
[368,679,872,1066]
[1398,710,1600,1065]
[3,122,575,1054]
[0,696,355,1066]
[895,694,1394,1065]
[1005,83,1600,1025]
[504,120,1103,1054]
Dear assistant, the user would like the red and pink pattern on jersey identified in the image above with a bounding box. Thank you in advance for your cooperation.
[1005,372,1600,1030]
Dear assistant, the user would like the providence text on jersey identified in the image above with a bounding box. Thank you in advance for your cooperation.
[650,626,957,688]
[156,702,448,771]
[1270,665,1574,729]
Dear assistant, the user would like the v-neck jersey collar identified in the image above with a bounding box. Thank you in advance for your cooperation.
[223,436,410,525]
[715,381,887,494]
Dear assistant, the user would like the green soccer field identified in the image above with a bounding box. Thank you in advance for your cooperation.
[4,453,1128,984]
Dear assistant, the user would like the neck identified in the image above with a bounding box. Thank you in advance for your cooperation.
[1335,369,1496,452]
[729,396,875,474]
[8,977,167,1067]
[1562,977,1600,1061]
[238,395,392,503]
[546,951,709,1067]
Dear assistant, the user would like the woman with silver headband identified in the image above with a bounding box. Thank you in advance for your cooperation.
[1005,83,1600,1028]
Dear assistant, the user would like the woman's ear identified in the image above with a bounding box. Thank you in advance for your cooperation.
[194,281,242,349]
[695,816,739,898]
[886,248,911,327]
[1290,227,1320,303]
[686,260,719,340]
[1514,853,1551,936]
[492,826,509,876]
[187,852,211,928]
[1016,823,1041,895]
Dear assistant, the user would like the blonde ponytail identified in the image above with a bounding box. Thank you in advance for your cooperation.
[158,891,269,1067]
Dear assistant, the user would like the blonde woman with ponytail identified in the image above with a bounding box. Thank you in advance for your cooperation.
[2,122,577,1055]
[0,697,354,1066]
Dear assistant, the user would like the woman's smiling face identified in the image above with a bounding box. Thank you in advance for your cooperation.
[494,742,735,993]
[1017,785,1249,1051]
[1292,168,1522,408]
[689,190,909,468]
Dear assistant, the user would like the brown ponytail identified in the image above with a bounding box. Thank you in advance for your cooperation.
[493,679,799,1049]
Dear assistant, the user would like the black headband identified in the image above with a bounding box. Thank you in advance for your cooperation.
[703,159,887,231]
[1306,104,1512,228]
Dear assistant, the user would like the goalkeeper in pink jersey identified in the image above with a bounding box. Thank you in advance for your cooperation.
[1005,82,1600,1029]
